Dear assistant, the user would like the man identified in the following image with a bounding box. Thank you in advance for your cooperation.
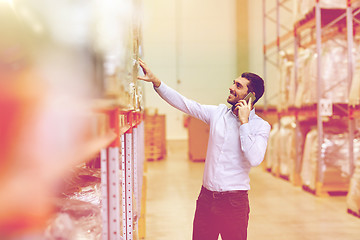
[137,58,270,240]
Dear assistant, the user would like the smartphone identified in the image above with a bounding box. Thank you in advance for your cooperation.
[243,92,256,104]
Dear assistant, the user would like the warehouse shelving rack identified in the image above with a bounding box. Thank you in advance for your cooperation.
[98,108,145,240]
[262,0,360,195]
[96,0,146,237]
[262,0,299,182]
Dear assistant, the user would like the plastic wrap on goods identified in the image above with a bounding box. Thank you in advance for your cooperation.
[308,37,348,104]
[347,138,360,213]
[44,199,102,240]
[301,125,359,191]
[43,167,124,240]
[300,128,318,188]
[271,131,282,175]
[265,123,281,174]
[301,48,317,105]
[61,167,103,207]
[295,37,352,106]
[279,56,295,110]
[278,117,297,178]
[265,123,279,170]
[320,37,349,103]
[349,61,360,106]
[294,48,314,107]
[46,168,103,240]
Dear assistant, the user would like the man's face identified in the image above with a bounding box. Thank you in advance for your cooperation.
[227,77,250,105]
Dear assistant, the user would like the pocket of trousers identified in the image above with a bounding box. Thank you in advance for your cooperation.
[228,193,249,209]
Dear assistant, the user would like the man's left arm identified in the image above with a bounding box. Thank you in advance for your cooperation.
[239,120,271,167]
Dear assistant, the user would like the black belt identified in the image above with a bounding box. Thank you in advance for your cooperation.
[202,186,247,198]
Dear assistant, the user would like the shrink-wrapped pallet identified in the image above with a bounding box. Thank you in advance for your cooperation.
[295,48,314,107]
[321,37,349,103]
[279,56,296,110]
[347,152,360,214]
[265,123,279,170]
[349,62,360,106]
[300,128,318,189]
[278,117,297,178]
[302,48,317,105]
[346,136,360,213]
[270,124,282,176]
[295,37,351,106]
[301,125,354,192]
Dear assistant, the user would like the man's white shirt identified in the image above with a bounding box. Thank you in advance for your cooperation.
[155,82,271,191]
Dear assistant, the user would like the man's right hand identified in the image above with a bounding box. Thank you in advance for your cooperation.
[137,58,161,88]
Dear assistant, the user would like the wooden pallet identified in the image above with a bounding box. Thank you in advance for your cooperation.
[144,113,166,161]
[271,166,280,178]
[347,208,360,218]
[302,185,317,195]
[146,156,164,162]
[302,182,348,197]
[279,174,289,181]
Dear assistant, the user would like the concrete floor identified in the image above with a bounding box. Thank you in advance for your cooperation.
[145,140,360,240]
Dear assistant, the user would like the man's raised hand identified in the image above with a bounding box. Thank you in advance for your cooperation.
[137,58,161,88]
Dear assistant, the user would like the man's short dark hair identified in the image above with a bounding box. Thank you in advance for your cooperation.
[241,72,264,105]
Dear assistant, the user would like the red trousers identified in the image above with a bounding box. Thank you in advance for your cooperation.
[192,186,250,240]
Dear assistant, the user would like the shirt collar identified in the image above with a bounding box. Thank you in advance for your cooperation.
[229,107,256,121]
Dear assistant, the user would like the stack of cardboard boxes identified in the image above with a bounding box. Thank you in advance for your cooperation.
[144,111,166,161]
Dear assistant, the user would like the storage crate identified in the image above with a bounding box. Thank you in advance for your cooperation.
[144,112,166,161]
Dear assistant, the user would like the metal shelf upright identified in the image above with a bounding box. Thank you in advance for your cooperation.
[100,108,122,240]
[263,0,295,109]
[101,109,145,240]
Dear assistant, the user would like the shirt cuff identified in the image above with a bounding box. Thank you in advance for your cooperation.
[239,122,251,136]
[154,81,165,92]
